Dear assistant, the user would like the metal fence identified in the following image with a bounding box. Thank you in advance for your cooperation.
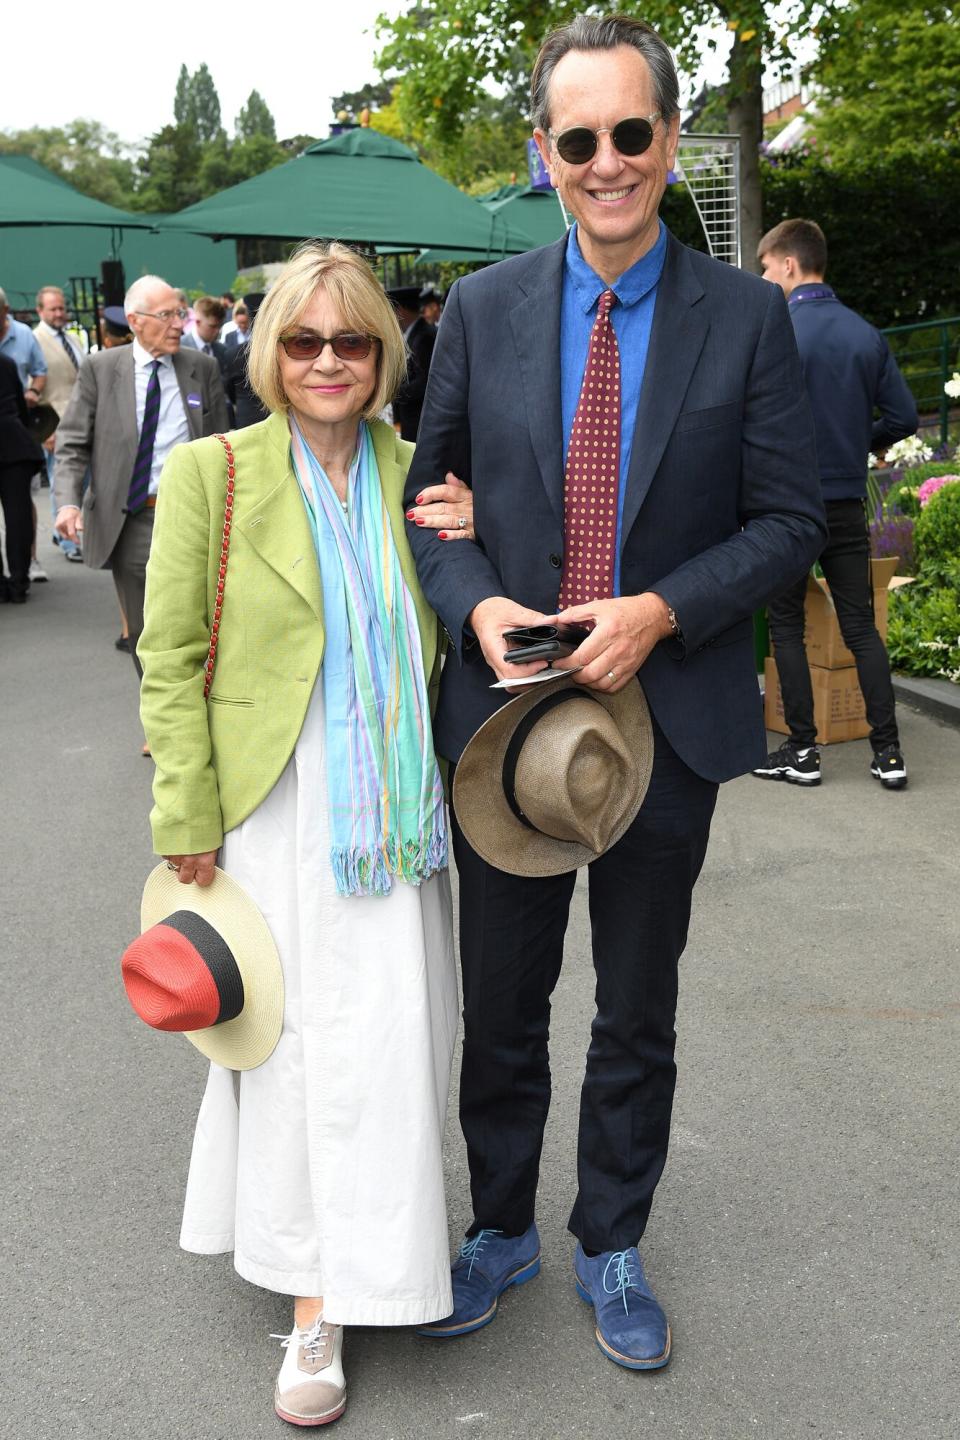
[881,315,960,449]
[674,135,741,268]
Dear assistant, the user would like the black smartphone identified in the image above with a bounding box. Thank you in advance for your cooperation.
[502,623,591,665]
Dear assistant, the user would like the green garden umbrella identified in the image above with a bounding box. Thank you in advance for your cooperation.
[0,155,152,229]
[158,128,538,257]
[418,183,567,264]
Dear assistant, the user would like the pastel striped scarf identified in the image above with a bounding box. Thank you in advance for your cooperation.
[289,417,447,897]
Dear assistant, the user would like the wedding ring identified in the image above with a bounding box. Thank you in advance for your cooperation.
[457,515,467,529]
[607,670,616,681]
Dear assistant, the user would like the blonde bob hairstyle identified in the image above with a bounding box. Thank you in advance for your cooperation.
[247,241,407,420]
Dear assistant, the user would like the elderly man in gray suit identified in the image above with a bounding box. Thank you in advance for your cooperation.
[54,275,229,686]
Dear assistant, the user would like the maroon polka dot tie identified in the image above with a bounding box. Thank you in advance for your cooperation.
[558,289,621,609]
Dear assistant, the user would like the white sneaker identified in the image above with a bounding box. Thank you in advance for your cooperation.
[28,560,49,582]
[272,1315,346,1427]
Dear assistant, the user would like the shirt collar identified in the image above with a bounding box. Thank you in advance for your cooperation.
[132,337,174,369]
[790,281,836,301]
[565,220,668,313]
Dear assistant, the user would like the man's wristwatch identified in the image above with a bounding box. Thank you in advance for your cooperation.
[666,606,682,640]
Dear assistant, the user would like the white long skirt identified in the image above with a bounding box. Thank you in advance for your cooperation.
[179,680,458,1325]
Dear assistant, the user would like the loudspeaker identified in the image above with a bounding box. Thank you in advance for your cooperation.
[100,260,126,307]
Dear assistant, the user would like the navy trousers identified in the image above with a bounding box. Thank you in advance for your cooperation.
[450,711,718,1253]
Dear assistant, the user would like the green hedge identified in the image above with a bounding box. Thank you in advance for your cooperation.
[760,145,960,330]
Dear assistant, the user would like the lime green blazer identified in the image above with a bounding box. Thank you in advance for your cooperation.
[139,412,439,858]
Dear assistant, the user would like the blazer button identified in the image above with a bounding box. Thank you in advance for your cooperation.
[549,553,562,569]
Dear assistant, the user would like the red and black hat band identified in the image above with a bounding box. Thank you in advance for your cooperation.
[164,910,244,1025]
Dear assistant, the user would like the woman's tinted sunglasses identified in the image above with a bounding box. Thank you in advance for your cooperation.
[550,112,661,166]
[280,331,377,361]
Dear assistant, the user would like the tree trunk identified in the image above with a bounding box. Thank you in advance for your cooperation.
[726,38,765,273]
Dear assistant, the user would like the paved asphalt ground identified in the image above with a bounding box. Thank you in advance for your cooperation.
[3,553,958,1440]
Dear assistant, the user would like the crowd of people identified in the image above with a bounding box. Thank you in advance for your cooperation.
[3,11,924,1431]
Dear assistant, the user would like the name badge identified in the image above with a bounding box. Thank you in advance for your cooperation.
[187,392,202,408]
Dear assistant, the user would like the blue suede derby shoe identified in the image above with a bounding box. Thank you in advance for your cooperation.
[417,1224,541,1337]
[574,1244,672,1370]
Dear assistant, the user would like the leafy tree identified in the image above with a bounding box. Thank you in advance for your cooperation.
[331,82,393,119]
[135,124,204,212]
[236,90,277,141]
[191,63,223,142]
[810,1,960,163]
[0,121,138,208]
[173,64,192,127]
[375,0,840,269]
[171,62,223,143]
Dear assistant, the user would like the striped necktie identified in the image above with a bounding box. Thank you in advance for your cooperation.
[558,289,621,609]
[59,331,80,371]
[126,360,161,514]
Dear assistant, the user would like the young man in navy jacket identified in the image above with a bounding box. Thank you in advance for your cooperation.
[754,218,917,790]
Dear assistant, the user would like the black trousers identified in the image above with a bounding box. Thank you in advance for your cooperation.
[0,462,36,597]
[450,715,718,1252]
[767,498,898,752]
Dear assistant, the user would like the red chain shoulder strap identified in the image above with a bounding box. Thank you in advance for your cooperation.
[203,433,236,700]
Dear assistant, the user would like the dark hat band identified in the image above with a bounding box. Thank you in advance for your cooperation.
[501,688,601,831]
[162,910,245,1025]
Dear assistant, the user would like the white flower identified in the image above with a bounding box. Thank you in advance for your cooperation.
[885,434,934,466]
[945,372,960,400]
[867,452,878,468]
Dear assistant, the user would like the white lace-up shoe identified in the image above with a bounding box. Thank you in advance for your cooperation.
[272,1315,346,1427]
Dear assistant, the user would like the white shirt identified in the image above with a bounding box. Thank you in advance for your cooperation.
[132,339,191,495]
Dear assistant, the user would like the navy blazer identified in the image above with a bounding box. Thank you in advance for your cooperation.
[404,230,827,782]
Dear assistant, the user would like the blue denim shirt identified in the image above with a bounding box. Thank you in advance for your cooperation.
[0,316,47,389]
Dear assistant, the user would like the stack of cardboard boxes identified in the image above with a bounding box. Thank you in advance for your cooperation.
[763,557,909,744]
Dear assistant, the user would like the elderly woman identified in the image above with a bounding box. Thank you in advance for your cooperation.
[139,241,473,1428]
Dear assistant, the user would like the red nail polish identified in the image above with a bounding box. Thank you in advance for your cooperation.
[405,510,415,519]
[438,532,448,540]
[415,518,425,526]
[415,494,424,504]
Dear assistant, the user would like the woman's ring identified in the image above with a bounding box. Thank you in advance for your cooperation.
[166,861,179,872]
[607,670,616,681]
[457,515,467,529]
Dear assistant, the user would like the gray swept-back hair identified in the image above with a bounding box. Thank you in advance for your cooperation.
[530,14,680,133]
[124,274,172,316]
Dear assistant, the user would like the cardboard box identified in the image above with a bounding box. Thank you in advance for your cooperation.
[764,656,872,745]
[802,556,905,669]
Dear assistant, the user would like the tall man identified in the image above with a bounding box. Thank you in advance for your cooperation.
[54,275,228,684]
[754,218,917,790]
[33,285,85,562]
[404,15,826,1370]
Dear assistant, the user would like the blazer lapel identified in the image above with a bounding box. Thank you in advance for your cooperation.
[620,235,709,543]
[237,418,322,618]
[508,238,567,526]
[173,350,203,438]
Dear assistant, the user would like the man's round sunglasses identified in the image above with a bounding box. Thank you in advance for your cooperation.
[280,331,376,362]
[550,112,661,166]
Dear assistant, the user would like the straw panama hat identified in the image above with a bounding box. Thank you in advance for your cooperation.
[121,864,284,1071]
[453,673,654,877]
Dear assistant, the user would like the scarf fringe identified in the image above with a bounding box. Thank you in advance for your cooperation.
[331,824,449,898]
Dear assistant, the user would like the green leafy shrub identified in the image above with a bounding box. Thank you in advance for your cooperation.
[915,480,960,580]
[884,463,959,517]
[887,581,960,682]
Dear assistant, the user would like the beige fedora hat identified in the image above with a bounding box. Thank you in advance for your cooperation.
[453,674,654,877]
[121,864,284,1070]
